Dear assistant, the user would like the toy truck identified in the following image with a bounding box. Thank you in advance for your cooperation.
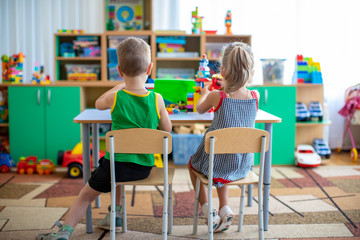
[58,142,105,178]
[0,153,15,173]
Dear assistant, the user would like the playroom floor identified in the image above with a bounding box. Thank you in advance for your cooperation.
[0,151,359,240]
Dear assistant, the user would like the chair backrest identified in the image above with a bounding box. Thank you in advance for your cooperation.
[204,127,269,154]
[105,128,172,154]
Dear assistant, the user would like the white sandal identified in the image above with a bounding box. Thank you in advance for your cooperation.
[215,205,234,232]
[202,203,221,231]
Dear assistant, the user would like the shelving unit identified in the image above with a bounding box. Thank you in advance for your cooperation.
[152,34,251,79]
[295,84,330,145]
[54,33,105,83]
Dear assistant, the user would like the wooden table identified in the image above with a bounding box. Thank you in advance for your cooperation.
[74,109,281,233]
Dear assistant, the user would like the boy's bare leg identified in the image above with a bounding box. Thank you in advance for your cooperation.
[188,163,208,206]
[116,185,121,205]
[216,185,229,210]
[63,183,101,228]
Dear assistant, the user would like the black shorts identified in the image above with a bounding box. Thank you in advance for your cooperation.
[88,157,152,193]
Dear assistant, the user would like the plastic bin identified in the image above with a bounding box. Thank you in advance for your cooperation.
[172,134,203,165]
[260,59,286,84]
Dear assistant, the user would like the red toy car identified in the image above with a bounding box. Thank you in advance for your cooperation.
[17,156,37,174]
[58,142,105,178]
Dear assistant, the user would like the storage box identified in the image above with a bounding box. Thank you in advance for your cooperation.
[260,59,286,84]
[172,134,203,165]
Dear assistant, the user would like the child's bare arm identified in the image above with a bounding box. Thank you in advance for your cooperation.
[196,86,221,114]
[95,83,126,110]
[156,93,172,133]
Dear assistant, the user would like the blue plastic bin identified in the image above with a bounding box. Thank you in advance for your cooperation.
[172,134,203,165]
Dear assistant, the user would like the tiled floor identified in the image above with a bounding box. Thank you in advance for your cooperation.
[0,151,359,239]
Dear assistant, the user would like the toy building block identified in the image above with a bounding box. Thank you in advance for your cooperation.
[294,54,323,84]
[191,7,204,34]
[225,10,232,34]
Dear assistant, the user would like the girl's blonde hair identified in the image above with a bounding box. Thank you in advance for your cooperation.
[220,42,254,93]
[116,37,151,77]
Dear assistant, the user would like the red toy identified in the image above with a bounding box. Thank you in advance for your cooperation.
[17,156,37,174]
[209,74,223,91]
[58,142,105,178]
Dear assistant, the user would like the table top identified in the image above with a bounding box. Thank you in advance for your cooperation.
[74,109,281,124]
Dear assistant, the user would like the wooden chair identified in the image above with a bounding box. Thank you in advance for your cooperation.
[106,128,174,240]
[192,127,269,240]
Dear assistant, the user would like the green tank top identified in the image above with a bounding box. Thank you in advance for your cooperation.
[104,90,160,166]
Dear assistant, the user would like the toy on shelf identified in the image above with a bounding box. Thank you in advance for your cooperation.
[296,102,310,122]
[57,29,85,34]
[17,156,37,175]
[37,159,56,175]
[0,88,8,123]
[191,7,204,34]
[1,53,25,83]
[225,10,232,35]
[295,145,321,167]
[106,0,143,31]
[294,55,323,84]
[308,101,323,121]
[58,142,106,178]
[31,61,51,85]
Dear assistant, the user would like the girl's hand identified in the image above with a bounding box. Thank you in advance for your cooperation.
[201,84,210,96]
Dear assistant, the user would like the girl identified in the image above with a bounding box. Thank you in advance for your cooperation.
[188,42,259,232]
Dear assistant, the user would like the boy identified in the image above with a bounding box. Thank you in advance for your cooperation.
[37,37,172,240]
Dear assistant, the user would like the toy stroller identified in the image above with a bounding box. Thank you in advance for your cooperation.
[338,83,360,162]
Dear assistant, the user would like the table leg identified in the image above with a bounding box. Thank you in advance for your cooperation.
[92,123,101,208]
[82,123,93,233]
[263,123,273,231]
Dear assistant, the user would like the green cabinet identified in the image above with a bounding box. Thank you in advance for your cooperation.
[8,86,81,164]
[250,86,296,165]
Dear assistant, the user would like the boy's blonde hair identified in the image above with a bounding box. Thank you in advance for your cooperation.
[116,37,151,77]
[220,42,254,93]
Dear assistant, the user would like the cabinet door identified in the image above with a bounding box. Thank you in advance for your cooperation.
[250,86,296,165]
[45,87,80,163]
[8,87,46,162]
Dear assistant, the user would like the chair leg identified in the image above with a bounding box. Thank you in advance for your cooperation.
[208,184,213,240]
[110,184,116,240]
[162,183,168,240]
[193,177,200,235]
[258,183,264,240]
[168,184,173,234]
[238,185,246,232]
[121,185,127,233]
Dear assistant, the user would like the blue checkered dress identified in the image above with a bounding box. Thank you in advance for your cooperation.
[190,91,258,188]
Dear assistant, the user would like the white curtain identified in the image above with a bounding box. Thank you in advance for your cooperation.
[176,0,360,148]
[0,0,104,84]
[1,0,359,148]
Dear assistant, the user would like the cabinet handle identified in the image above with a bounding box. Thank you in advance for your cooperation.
[264,89,268,105]
[37,89,41,105]
[47,89,51,105]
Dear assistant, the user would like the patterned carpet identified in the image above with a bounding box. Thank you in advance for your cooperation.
[0,153,359,240]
